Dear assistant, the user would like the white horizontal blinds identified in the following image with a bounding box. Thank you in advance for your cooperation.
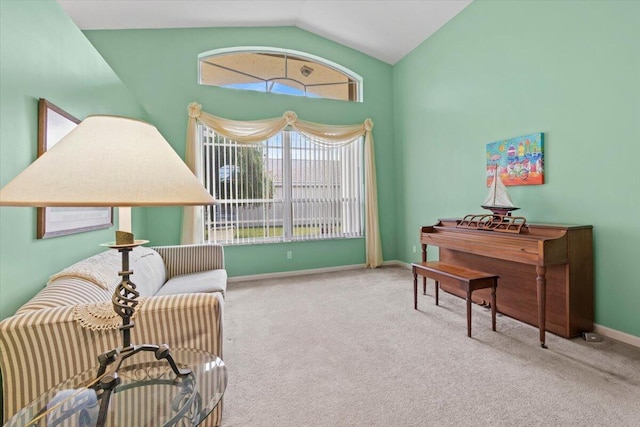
[199,125,363,244]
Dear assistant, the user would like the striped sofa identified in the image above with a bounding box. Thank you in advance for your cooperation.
[0,244,226,426]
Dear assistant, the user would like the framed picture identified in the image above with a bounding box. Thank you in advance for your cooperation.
[486,132,544,187]
[37,99,113,239]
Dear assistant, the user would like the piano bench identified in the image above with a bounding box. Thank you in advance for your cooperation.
[412,261,498,338]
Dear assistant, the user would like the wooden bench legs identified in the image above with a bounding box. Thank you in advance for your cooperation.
[412,261,498,338]
[465,285,497,337]
[413,274,438,308]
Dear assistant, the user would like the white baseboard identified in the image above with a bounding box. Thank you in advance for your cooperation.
[229,259,413,283]
[593,324,640,348]
[383,259,412,269]
[228,263,365,283]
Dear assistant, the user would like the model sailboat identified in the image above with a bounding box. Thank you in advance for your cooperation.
[481,170,519,216]
[456,169,526,233]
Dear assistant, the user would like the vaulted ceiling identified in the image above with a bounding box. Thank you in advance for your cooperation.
[57,0,472,64]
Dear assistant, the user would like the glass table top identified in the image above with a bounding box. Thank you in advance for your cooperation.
[4,348,227,427]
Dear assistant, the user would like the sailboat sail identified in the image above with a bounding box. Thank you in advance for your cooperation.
[483,172,515,208]
[457,168,526,232]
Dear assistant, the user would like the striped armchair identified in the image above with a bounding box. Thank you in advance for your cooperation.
[0,244,226,425]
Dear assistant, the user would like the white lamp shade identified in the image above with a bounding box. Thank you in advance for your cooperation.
[0,115,215,207]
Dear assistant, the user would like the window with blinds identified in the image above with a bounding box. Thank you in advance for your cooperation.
[200,126,364,244]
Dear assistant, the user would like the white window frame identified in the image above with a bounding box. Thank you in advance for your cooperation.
[198,46,364,102]
[200,125,365,245]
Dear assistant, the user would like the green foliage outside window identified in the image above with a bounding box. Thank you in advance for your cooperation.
[212,137,274,204]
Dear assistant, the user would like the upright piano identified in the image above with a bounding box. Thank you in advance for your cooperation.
[420,219,593,347]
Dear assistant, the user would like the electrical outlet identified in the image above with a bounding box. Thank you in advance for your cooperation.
[286,251,292,259]
[412,245,417,253]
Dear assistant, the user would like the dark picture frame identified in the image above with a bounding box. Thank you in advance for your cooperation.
[37,99,113,239]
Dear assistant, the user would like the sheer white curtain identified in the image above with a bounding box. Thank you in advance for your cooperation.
[182,102,382,268]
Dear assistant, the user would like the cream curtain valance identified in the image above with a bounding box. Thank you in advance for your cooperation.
[181,102,382,268]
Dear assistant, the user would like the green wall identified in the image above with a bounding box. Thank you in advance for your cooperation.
[0,0,147,319]
[83,26,396,278]
[393,0,640,336]
[1,0,637,339]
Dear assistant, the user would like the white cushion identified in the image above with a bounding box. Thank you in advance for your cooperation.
[155,269,227,296]
[130,248,167,297]
[46,246,166,297]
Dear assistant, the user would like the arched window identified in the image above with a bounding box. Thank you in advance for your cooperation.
[198,47,362,102]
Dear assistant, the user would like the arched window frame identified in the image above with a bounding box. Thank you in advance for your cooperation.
[198,46,363,102]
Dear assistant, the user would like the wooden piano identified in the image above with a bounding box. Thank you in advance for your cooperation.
[421,219,594,347]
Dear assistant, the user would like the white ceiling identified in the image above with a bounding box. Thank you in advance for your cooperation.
[56,0,472,65]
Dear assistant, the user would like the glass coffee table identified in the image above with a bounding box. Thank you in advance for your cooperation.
[4,348,227,427]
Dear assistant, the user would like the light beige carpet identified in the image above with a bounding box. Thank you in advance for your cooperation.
[221,266,640,426]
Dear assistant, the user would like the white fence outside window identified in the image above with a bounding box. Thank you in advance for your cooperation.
[200,126,364,244]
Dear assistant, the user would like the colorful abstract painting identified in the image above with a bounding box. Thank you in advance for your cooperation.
[486,133,544,186]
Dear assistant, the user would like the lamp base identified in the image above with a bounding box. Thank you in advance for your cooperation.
[97,343,191,387]
[92,232,191,425]
[93,344,191,426]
